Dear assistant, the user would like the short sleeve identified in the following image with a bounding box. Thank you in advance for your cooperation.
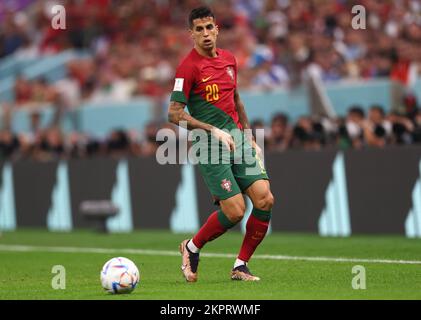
[170,62,195,105]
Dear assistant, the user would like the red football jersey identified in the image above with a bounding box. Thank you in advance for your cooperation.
[170,48,242,130]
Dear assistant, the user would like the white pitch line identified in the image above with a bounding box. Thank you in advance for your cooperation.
[0,244,421,265]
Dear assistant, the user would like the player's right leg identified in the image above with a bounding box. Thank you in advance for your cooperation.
[179,161,246,282]
[179,194,246,282]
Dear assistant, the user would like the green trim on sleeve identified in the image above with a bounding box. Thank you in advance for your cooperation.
[170,91,187,104]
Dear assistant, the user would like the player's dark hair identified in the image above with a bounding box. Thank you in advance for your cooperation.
[189,6,215,29]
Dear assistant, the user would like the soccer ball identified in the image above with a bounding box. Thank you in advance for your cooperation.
[100,257,140,294]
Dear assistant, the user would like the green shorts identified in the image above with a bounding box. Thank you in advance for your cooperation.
[196,131,269,204]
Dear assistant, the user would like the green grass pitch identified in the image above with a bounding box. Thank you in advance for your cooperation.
[0,229,421,299]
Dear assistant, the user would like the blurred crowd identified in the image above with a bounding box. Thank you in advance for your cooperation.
[0,105,173,160]
[257,93,421,152]
[1,0,421,160]
[1,93,420,160]
[1,0,421,107]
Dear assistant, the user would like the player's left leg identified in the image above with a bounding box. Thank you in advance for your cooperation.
[231,179,274,281]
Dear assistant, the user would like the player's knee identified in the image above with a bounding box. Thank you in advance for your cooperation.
[226,201,246,223]
[255,192,275,211]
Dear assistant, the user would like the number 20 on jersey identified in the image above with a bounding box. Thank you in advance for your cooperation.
[205,84,219,102]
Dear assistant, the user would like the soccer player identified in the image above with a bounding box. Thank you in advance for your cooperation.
[168,6,275,282]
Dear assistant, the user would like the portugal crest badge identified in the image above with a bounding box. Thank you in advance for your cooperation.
[221,178,232,192]
[226,67,234,81]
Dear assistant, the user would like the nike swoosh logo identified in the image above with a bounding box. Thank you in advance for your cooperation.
[202,75,212,82]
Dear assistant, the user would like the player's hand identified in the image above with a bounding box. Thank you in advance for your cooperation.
[252,140,263,157]
[244,130,262,157]
[211,127,235,151]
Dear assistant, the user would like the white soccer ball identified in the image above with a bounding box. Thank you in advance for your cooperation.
[100,257,140,294]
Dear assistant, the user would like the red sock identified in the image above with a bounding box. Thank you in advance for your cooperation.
[192,210,235,249]
[238,212,270,262]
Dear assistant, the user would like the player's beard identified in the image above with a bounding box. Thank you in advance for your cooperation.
[202,39,215,51]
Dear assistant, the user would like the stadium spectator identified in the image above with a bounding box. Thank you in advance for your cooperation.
[37,126,66,159]
[389,111,414,145]
[361,105,392,148]
[140,121,162,157]
[266,113,291,152]
[344,106,366,149]
[106,129,131,157]
[0,129,20,159]
[290,116,323,150]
